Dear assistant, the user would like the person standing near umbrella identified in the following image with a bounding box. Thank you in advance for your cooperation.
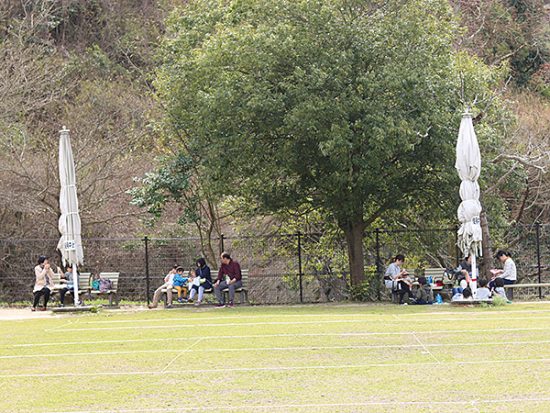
[32,255,55,311]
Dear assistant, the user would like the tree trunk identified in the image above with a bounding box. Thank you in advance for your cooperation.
[480,208,494,278]
[342,217,366,287]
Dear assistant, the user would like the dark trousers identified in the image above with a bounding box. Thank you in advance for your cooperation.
[397,281,411,304]
[33,288,51,309]
[59,287,72,305]
[214,280,242,304]
[488,278,515,289]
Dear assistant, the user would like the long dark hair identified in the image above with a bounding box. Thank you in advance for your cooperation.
[196,257,207,268]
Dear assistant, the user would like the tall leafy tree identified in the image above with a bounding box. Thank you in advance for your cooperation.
[156,0,489,285]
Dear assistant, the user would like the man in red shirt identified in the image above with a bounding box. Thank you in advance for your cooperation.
[213,252,242,307]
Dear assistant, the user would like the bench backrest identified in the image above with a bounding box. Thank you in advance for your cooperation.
[424,267,445,279]
[78,273,91,290]
[99,272,120,291]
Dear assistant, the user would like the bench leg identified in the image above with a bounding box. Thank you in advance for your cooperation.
[109,293,113,306]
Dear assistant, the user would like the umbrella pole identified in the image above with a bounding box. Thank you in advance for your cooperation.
[471,253,478,296]
[73,263,80,306]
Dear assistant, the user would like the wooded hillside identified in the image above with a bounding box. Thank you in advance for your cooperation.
[0,0,548,247]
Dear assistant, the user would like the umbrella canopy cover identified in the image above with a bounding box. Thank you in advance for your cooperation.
[57,127,84,267]
[455,114,483,258]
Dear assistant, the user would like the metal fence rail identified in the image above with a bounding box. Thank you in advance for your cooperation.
[0,223,548,304]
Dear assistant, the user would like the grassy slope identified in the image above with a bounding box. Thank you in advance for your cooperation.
[1,303,550,412]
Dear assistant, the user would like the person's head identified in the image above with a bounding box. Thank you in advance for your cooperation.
[459,279,468,289]
[176,266,184,274]
[196,258,206,268]
[496,250,511,263]
[478,279,488,288]
[221,252,231,265]
[464,255,472,264]
[417,276,427,286]
[494,277,505,288]
[37,255,49,266]
[189,268,196,276]
[394,254,405,265]
[462,287,472,299]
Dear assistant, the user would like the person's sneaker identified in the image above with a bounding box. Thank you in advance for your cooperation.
[194,301,201,306]
[38,307,47,311]
[400,302,408,306]
[177,298,184,303]
[215,303,225,308]
[227,301,234,308]
[165,304,173,309]
[148,304,157,309]
[31,307,36,312]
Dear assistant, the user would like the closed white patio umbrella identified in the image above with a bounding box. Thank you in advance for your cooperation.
[57,127,84,306]
[455,112,482,295]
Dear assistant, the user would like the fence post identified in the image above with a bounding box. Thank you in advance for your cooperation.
[144,236,150,305]
[536,222,542,299]
[297,231,303,303]
[220,233,225,254]
[375,228,382,301]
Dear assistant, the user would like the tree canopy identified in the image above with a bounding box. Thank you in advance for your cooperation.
[155,0,503,284]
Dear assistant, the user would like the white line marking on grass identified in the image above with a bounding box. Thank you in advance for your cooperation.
[412,333,440,363]
[160,338,203,372]
[9,326,550,348]
[42,316,550,332]
[41,398,550,413]
[2,358,550,378]
[60,308,550,326]
[44,319,374,332]
[4,339,550,360]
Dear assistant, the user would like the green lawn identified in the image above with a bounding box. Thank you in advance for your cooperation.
[2,302,550,412]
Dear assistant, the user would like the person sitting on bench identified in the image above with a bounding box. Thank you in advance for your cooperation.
[213,252,241,307]
[489,250,517,289]
[148,265,178,309]
[188,257,212,306]
[384,254,412,305]
[32,255,55,311]
[59,264,77,307]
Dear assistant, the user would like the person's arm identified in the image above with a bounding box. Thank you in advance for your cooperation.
[214,267,223,286]
[232,261,242,282]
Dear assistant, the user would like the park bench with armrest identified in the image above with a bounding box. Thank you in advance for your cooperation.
[89,272,120,306]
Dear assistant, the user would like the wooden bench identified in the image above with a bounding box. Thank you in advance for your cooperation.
[51,272,91,296]
[504,282,550,300]
[160,269,249,305]
[89,272,120,306]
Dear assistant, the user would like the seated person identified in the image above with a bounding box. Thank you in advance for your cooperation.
[413,276,433,305]
[59,265,78,307]
[489,250,517,289]
[492,277,509,301]
[188,258,212,306]
[474,278,491,300]
[452,286,473,302]
[172,267,189,303]
[384,254,412,305]
[149,265,178,309]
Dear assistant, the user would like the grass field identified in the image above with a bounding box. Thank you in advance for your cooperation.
[2,302,550,412]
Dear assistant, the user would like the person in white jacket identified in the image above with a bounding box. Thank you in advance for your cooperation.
[148,265,178,309]
[32,255,55,311]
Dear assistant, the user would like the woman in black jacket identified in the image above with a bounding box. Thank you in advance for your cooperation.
[188,257,212,306]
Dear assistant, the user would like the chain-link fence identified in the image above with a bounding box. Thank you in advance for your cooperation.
[1,223,548,304]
